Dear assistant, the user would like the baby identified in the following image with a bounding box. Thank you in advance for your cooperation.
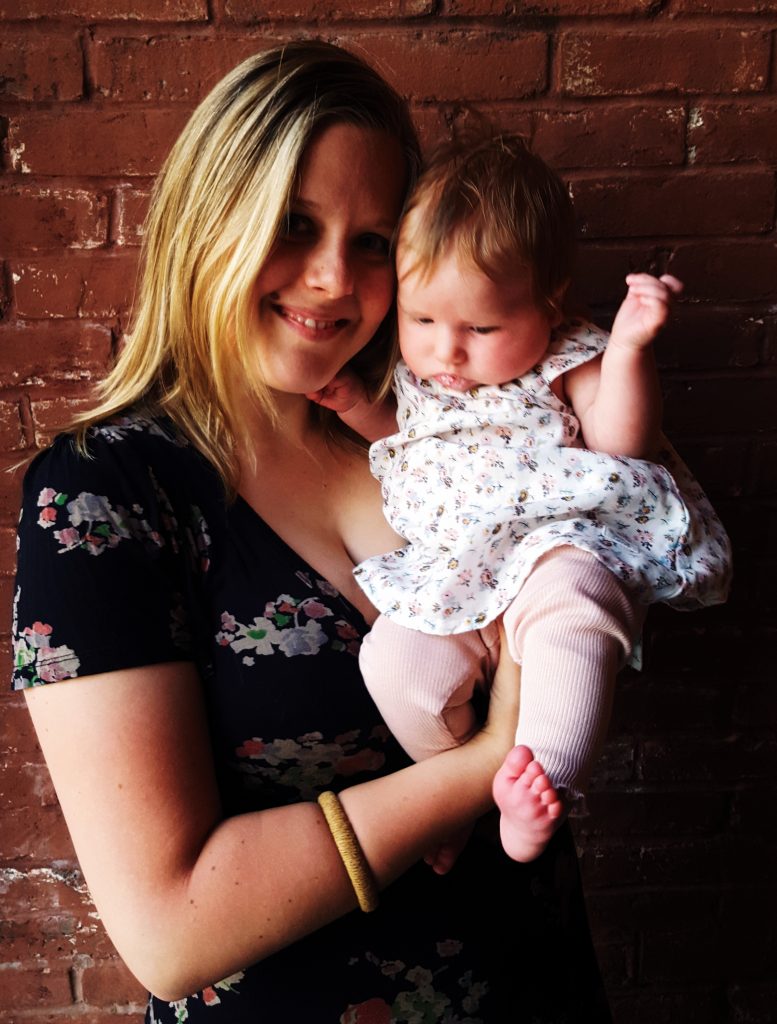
[308,132,731,863]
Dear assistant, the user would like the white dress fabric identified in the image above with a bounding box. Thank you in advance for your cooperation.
[354,320,732,635]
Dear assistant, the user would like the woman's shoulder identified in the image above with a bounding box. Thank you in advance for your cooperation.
[23,408,215,500]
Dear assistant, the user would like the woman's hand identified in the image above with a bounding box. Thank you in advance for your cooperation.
[470,624,521,771]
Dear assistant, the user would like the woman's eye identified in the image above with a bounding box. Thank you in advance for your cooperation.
[357,233,390,258]
[415,317,433,325]
[283,213,314,238]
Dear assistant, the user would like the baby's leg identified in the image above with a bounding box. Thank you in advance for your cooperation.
[359,615,499,762]
[494,546,642,862]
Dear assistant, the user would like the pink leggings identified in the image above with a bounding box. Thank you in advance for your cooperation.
[359,546,643,802]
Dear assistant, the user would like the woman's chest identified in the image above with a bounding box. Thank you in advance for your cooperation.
[198,501,406,810]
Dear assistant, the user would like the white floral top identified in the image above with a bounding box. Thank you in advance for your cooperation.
[355,320,732,636]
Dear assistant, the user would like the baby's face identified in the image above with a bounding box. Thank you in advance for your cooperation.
[396,246,554,392]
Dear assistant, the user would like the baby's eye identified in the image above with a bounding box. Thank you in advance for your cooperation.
[415,316,434,325]
[471,325,497,335]
[283,212,315,239]
[357,233,391,259]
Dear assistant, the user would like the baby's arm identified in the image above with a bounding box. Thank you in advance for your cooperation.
[306,369,398,442]
[565,273,683,459]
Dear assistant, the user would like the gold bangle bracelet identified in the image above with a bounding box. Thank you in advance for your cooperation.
[317,790,379,913]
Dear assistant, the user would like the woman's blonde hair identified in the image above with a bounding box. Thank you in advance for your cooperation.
[74,41,420,490]
[399,129,575,320]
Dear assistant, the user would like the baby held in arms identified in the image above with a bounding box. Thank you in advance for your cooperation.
[308,131,732,864]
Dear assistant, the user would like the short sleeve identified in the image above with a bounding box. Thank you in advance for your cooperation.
[11,429,202,689]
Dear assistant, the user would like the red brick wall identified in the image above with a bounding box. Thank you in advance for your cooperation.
[1,3,775,1022]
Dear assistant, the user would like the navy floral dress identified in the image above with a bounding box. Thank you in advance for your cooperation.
[12,410,612,1023]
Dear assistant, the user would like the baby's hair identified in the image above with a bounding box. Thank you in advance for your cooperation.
[399,129,575,320]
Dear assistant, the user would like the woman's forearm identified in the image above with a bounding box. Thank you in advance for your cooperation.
[24,662,504,1001]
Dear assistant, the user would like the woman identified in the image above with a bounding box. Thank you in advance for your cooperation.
[12,42,612,1021]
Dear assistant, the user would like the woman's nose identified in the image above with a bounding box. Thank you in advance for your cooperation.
[304,238,354,297]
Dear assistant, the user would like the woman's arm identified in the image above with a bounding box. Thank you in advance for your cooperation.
[565,274,682,459]
[25,652,517,1001]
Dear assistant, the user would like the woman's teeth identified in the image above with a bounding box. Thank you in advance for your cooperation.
[285,309,339,330]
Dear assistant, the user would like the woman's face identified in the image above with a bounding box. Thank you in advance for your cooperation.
[250,122,407,396]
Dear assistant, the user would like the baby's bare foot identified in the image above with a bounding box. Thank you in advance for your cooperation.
[492,745,564,862]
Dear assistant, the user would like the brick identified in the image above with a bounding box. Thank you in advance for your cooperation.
[79,958,147,1006]
[570,242,669,308]
[0,187,109,251]
[611,677,730,735]
[663,377,777,436]
[0,574,12,634]
[410,104,456,154]
[12,253,139,319]
[0,522,20,574]
[587,738,635,785]
[578,789,727,837]
[667,241,777,302]
[450,0,655,10]
[641,914,774,984]
[571,170,774,239]
[559,29,770,96]
[92,35,263,103]
[587,888,719,937]
[0,1013,144,1024]
[689,101,777,165]
[734,679,777,730]
[110,187,150,247]
[337,30,548,102]
[663,438,750,499]
[30,393,95,448]
[0,696,42,764]
[533,104,685,169]
[657,307,762,371]
[0,453,25,524]
[225,0,433,18]
[0,264,9,322]
[7,107,191,177]
[0,761,57,811]
[751,439,777,493]
[0,0,207,17]
[0,865,92,920]
[0,321,112,387]
[580,835,769,889]
[640,735,777,784]
[0,964,73,1009]
[0,399,26,451]
[0,30,82,102]
[672,0,777,10]
[727,981,777,1024]
[1,804,76,862]
[608,990,724,1024]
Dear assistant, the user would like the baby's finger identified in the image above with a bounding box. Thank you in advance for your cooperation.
[658,273,684,295]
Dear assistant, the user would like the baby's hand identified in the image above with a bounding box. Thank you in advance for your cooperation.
[305,368,367,414]
[609,273,683,351]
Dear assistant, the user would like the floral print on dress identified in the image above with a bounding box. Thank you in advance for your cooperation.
[342,945,488,1023]
[158,973,245,1023]
[36,486,164,557]
[12,588,80,687]
[233,726,388,800]
[216,591,360,664]
[92,412,188,446]
[355,319,732,639]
